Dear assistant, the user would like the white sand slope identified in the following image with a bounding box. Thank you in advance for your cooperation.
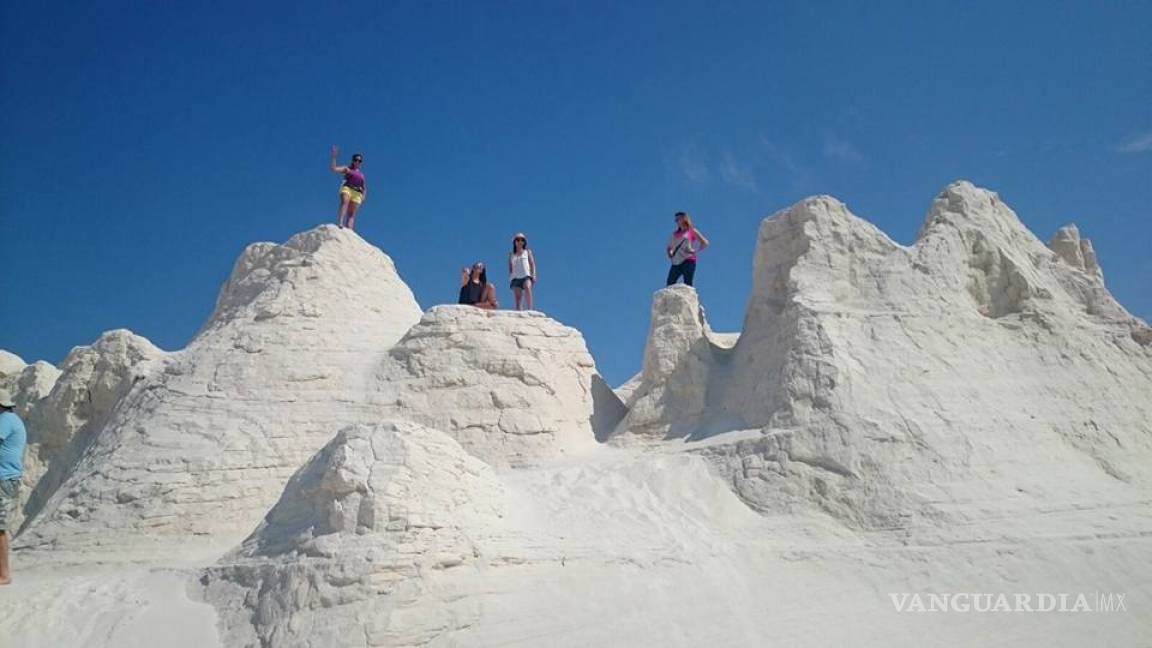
[0,558,220,648]
[2,182,1150,646]
[199,435,1152,646]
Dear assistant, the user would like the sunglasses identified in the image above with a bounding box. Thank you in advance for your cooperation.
[352,157,363,162]
[514,237,526,242]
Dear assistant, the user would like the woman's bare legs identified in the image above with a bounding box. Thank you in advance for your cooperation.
[337,194,351,228]
[523,279,534,310]
[345,201,360,230]
[0,531,11,585]
[512,286,523,310]
[477,285,499,309]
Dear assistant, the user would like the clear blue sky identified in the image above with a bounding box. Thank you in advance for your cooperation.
[2,1,1150,385]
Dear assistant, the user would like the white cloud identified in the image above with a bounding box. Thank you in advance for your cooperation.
[822,132,863,163]
[720,149,757,191]
[1115,131,1152,154]
[760,136,812,191]
[677,150,710,183]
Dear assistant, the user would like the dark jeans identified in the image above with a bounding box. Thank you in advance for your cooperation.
[666,260,697,287]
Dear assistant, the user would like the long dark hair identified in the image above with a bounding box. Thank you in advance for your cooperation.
[511,235,528,253]
[471,264,488,285]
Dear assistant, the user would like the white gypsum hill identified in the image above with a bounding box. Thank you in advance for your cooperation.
[13,225,422,560]
[1,182,1150,647]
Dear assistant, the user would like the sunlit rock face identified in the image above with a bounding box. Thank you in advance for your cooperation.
[17,226,422,557]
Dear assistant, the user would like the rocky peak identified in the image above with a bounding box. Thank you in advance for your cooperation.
[202,224,418,335]
[1049,223,1104,280]
[0,350,27,378]
[612,285,737,440]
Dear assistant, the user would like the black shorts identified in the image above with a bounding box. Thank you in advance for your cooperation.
[510,277,534,290]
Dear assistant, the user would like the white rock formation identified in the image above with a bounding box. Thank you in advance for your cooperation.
[4,185,1152,647]
[1049,223,1103,280]
[10,363,61,417]
[201,418,800,647]
[0,351,63,531]
[17,226,422,558]
[0,351,29,398]
[0,351,62,417]
[371,306,625,466]
[202,421,508,647]
[612,372,642,405]
[13,362,62,411]
[617,181,1152,532]
[614,285,737,439]
[0,350,26,378]
[16,330,163,532]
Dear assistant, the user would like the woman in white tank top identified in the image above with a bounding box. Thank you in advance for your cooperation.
[508,232,537,310]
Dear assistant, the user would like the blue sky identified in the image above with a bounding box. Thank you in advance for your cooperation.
[2,1,1150,385]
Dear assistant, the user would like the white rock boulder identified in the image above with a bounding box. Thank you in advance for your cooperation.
[0,351,61,417]
[613,285,737,439]
[0,350,26,378]
[201,420,507,647]
[1049,223,1103,280]
[10,362,62,417]
[372,306,625,466]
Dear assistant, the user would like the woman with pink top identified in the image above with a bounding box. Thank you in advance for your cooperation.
[665,211,709,286]
[329,145,367,230]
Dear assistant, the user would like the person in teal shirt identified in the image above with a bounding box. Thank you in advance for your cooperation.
[0,388,26,586]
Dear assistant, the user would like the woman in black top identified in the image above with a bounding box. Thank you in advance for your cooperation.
[459,262,499,309]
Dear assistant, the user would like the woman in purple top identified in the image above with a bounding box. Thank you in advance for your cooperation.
[329,145,367,230]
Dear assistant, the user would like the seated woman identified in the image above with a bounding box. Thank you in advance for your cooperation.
[459,262,499,309]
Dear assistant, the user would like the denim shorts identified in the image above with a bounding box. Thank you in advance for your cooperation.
[0,478,19,532]
[510,276,534,290]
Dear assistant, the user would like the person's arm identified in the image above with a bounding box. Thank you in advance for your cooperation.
[508,254,514,277]
[460,267,471,287]
[360,179,367,200]
[330,145,348,174]
[529,250,538,280]
[693,228,710,252]
[666,233,676,258]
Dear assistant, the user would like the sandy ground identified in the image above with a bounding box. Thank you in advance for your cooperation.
[3,445,1152,646]
[0,558,221,647]
[433,448,1152,646]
